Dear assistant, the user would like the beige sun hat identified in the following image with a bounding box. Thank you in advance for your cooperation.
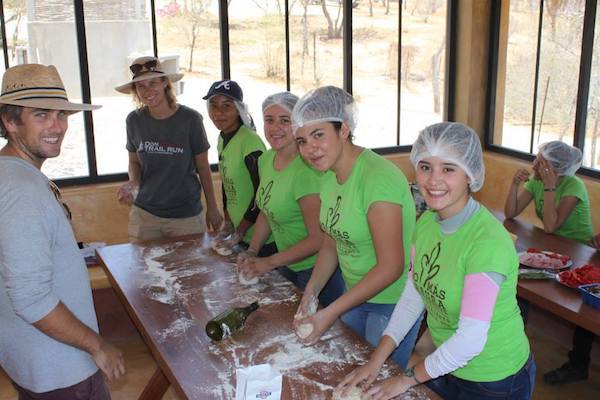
[0,64,100,112]
[115,56,184,94]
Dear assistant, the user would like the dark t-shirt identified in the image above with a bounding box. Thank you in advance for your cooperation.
[126,105,210,218]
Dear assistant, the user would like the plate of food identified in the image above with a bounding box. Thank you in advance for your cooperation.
[557,264,600,288]
[518,248,572,270]
[518,269,557,280]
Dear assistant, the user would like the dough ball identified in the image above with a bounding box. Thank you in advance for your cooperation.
[214,245,233,256]
[238,271,259,285]
[296,322,314,339]
[332,386,363,400]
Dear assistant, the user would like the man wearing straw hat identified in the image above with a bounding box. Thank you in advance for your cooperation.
[0,64,125,399]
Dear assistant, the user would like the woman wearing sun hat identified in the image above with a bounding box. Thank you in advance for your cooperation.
[115,56,222,243]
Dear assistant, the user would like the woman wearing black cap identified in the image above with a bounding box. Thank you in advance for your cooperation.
[115,56,223,242]
[204,80,276,256]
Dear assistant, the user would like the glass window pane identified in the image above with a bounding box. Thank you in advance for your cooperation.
[229,1,286,146]
[534,0,584,148]
[494,1,539,152]
[85,0,153,175]
[352,0,399,149]
[157,0,222,164]
[289,1,343,93]
[398,0,447,146]
[2,1,88,179]
[0,12,6,150]
[583,3,600,169]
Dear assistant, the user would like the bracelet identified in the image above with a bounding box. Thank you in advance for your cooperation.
[544,187,556,192]
[404,366,422,384]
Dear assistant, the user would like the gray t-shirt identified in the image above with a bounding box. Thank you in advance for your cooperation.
[126,105,210,218]
[0,157,99,392]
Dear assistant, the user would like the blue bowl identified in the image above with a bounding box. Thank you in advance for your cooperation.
[579,283,600,311]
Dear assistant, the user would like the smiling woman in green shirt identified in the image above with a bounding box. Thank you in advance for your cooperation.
[292,86,420,369]
[237,92,344,306]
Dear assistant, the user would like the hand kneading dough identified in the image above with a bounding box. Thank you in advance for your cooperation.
[238,271,259,285]
[333,386,363,400]
[296,322,314,339]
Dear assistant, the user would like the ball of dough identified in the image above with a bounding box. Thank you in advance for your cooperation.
[296,322,314,339]
[332,386,363,400]
[214,245,233,256]
[238,271,259,285]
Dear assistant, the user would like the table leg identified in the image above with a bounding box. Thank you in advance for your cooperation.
[138,367,170,400]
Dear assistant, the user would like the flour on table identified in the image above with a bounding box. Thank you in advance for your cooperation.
[157,317,194,342]
[333,386,363,400]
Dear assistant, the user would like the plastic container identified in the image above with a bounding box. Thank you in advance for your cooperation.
[579,283,600,310]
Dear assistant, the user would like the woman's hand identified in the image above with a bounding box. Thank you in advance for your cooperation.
[205,207,223,233]
[239,256,274,278]
[294,293,319,325]
[537,157,558,189]
[363,375,413,400]
[116,181,138,205]
[336,360,383,397]
[512,169,530,185]
[294,307,337,345]
[214,221,235,243]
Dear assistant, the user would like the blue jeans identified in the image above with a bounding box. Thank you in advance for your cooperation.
[340,302,423,369]
[278,266,346,307]
[425,353,536,400]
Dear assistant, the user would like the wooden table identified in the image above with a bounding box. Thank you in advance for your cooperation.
[493,211,600,336]
[97,235,438,400]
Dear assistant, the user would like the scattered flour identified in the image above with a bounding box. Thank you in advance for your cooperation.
[157,317,195,342]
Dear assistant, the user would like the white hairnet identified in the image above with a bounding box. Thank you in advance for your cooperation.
[291,86,357,134]
[233,100,255,131]
[262,92,299,114]
[538,141,582,176]
[410,122,485,192]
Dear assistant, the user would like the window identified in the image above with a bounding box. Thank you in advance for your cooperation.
[84,0,153,175]
[2,1,88,180]
[289,1,344,93]
[488,0,598,176]
[156,0,222,164]
[0,0,455,185]
[229,0,287,152]
[583,3,600,168]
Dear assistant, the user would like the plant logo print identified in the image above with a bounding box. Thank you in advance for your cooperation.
[414,241,441,286]
[257,180,273,208]
[325,196,341,231]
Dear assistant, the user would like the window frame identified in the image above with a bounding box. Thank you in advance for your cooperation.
[0,0,457,187]
[485,0,599,179]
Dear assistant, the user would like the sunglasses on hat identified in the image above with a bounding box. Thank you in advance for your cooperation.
[129,59,161,77]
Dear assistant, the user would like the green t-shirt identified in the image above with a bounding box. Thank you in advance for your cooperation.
[524,175,593,244]
[319,149,415,304]
[217,125,266,243]
[413,207,530,382]
[256,150,321,271]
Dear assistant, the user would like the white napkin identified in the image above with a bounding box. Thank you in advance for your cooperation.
[236,364,282,400]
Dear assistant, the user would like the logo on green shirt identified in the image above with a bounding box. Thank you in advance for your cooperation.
[414,242,448,324]
[322,196,358,257]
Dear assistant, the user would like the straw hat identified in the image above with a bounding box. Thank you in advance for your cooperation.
[0,64,100,112]
[115,56,184,94]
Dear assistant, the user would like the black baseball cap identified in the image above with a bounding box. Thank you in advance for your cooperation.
[202,80,243,102]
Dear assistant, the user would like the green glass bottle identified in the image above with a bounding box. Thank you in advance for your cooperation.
[205,302,259,341]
